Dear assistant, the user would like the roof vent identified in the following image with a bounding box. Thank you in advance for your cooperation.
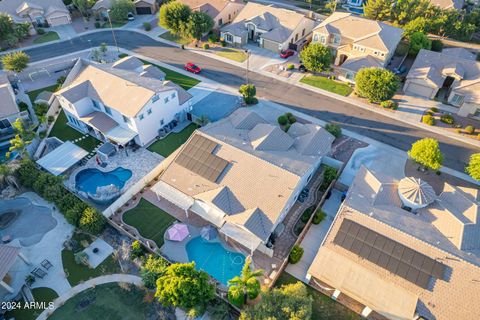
[398,177,436,211]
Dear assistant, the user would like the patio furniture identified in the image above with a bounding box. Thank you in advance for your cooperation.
[200,225,218,241]
[31,267,47,279]
[166,223,189,242]
[41,259,53,270]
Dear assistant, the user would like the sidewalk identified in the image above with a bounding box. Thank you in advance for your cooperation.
[36,274,142,320]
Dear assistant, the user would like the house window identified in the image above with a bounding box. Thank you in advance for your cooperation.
[302,28,305,37]
[228,14,231,20]
[320,36,326,44]
[152,94,159,103]
[160,119,164,125]
[92,100,100,110]
[171,92,176,99]
[104,106,113,116]
[380,52,385,57]
[451,94,464,106]
[139,114,144,120]
[295,33,299,42]
[218,18,223,26]
[313,34,319,42]
[225,33,233,43]
[147,108,152,115]
[345,72,354,80]
[333,35,341,44]
[374,51,379,55]
[164,97,169,103]
[123,115,131,124]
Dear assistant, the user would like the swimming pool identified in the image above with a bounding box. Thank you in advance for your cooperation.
[75,167,132,195]
[186,236,246,285]
[0,143,16,163]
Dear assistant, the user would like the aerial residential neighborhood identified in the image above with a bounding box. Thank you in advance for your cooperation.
[0,0,480,320]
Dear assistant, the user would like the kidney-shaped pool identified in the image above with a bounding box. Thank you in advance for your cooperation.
[186,236,246,285]
[75,167,132,195]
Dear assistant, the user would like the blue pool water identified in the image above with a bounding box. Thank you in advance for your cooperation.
[75,167,132,195]
[186,237,246,285]
[0,143,16,163]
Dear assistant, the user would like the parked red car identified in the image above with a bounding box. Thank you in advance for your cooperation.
[279,49,295,59]
[184,62,201,74]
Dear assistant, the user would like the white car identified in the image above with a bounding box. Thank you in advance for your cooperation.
[127,12,135,21]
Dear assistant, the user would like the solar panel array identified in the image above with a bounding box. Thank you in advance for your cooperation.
[175,134,229,182]
[333,219,446,289]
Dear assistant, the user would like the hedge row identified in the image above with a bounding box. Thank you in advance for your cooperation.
[16,160,105,234]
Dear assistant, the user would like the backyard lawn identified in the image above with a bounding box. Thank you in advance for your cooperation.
[5,287,58,320]
[33,31,60,44]
[147,123,197,157]
[123,198,176,248]
[216,48,248,62]
[275,272,359,320]
[49,283,157,320]
[48,111,100,152]
[300,76,353,96]
[159,31,191,45]
[27,84,59,103]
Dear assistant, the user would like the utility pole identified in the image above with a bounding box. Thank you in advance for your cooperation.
[107,10,119,52]
[245,49,250,84]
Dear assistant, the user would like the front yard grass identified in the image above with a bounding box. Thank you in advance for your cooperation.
[49,283,155,320]
[159,31,192,45]
[33,31,60,44]
[5,287,58,320]
[275,272,358,320]
[123,198,176,248]
[147,123,197,157]
[48,110,100,152]
[300,75,353,96]
[216,48,248,62]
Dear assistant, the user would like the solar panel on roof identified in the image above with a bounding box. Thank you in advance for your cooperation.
[333,219,446,289]
[175,135,229,183]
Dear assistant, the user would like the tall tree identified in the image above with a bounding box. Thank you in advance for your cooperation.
[0,13,14,41]
[159,1,191,35]
[408,32,431,56]
[354,67,398,103]
[110,0,135,21]
[408,138,443,170]
[8,118,34,158]
[299,43,332,73]
[228,258,263,306]
[185,11,213,40]
[1,51,30,73]
[466,153,480,181]
[240,282,313,320]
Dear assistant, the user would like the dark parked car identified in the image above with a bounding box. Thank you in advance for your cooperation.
[299,64,307,73]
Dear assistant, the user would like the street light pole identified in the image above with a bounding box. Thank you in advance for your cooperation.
[107,10,119,52]
[245,49,250,84]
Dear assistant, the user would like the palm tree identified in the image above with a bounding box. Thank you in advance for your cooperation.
[228,257,263,305]
[0,162,20,190]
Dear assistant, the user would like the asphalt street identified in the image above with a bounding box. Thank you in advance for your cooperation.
[22,30,478,171]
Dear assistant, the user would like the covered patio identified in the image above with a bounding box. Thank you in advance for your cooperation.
[36,141,88,176]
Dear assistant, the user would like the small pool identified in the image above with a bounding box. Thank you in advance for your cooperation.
[0,143,16,163]
[346,6,364,14]
[186,237,246,285]
[75,167,132,195]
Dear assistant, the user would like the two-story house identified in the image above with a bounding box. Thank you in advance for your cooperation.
[311,12,403,83]
[220,2,316,53]
[0,0,71,27]
[55,57,193,148]
[0,73,29,144]
[178,0,245,29]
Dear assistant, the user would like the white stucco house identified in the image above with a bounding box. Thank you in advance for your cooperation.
[55,56,193,148]
[178,0,245,29]
[220,2,316,52]
[0,0,71,27]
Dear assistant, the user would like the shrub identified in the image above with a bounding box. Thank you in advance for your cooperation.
[320,166,337,191]
[289,245,304,264]
[284,123,291,132]
[34,102,49,117]
[299,43,332,72]
[312,210,326,224]
[220,40,226,47]
[94,21,101,28]
[465,125,475,134]
[430,107,439,113]
[286,64,294,70]
[286,112,296,124]
[422,114,435,126]
[431,40,443,52]
[408,138,443,170]
[355,68,398,103]
[48,115,55,123]
[202,43,209,50]
[440,114,454,124]
[239,84,257,105]
[131,240,143,258]
[37,28,45,35]
[208,33,219,43]
[277,115,288,125]
[79,207,105,234]
[300,207,314,223]
[143,22,151,31]
[325,123,341,138]
[380,100,398,109]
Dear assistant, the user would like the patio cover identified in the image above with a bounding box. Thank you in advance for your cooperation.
[190,200,225,227]
[0,245,20,281]
[307,247,418,320]
[97,142,116,158]
[151,180,194,210]
[37,141,88,176]
[79,111,118,133]
[105,125,137,146]
[220,222,262,253]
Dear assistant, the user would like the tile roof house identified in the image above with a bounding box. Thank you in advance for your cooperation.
[178,0,245,29]
[0,0,71,27]
[429,0,464,10]
[55,56,192,147]
[92,0,158,17]
[404,48,480,119]
[152,108,334,255]
[0,73,29,140]
[220,2,316,52]
[306,166,480,320]
[311,12,403,83]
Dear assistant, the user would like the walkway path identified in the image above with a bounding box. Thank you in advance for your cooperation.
[36,274,142,320]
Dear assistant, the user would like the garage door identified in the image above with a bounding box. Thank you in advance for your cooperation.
[136,7,152,14]
[48,16,70,27]
[405,82,435,98]
[262,39,280,52]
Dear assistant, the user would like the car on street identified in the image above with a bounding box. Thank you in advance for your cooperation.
[280,49,295,59]
[184,62,201,74]
[127,12,135,21]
